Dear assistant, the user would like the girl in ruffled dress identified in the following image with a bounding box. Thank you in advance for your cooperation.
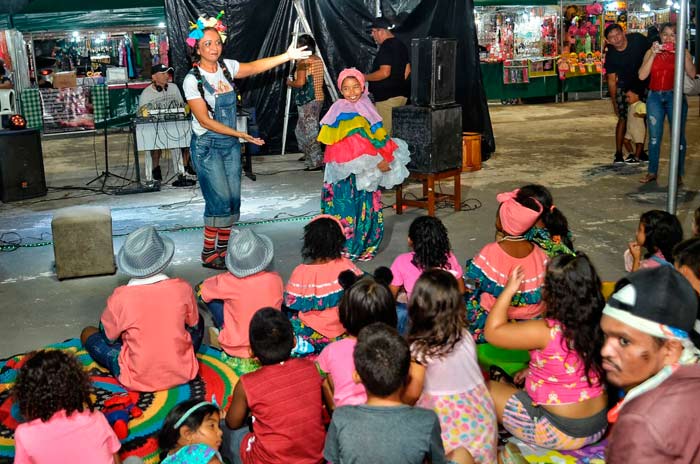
[318,68,410,261]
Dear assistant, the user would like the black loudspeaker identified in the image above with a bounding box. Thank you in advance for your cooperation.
[0,128,47,202]
[411,38,457,107]
[392,104,462,174]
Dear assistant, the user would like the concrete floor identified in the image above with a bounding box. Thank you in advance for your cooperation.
[1,98,698,357]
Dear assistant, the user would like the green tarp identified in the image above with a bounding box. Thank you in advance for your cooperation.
[11,7,166,32]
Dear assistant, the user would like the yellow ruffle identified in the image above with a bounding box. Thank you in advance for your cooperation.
[318,115,388,145]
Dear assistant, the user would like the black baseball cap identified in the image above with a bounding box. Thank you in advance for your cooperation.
[367,17,396,31]
[151,64,174,75]
[607,266,698,333]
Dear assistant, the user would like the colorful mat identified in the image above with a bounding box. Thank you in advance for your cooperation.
[501,437,606,463]
[0,339,239,464]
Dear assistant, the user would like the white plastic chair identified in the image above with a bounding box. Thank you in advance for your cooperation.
[0,89,16,116]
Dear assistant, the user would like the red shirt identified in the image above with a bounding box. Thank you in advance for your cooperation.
[649,51,676,91]
[239,358,325,464]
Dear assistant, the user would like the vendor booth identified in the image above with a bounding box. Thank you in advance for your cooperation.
[0,1,167,133]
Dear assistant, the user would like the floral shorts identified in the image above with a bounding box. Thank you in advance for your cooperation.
[502,390,607,451]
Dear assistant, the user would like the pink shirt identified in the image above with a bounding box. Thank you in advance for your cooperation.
[317,338,367,406]
[14,409,120,464]
[390,251,463,298]
[624,249,667,272]
[526,320,605,405]
[411,332,485,395]
[101,278,200,391]
[200,271,284,357]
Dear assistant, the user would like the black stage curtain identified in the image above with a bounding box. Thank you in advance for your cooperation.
[165,0,495,155]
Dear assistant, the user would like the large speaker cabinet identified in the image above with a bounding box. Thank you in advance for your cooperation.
[392,104,462,174]
[410,38,457,107]
[0,129,47,202]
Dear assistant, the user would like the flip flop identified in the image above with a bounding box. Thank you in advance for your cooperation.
[489,365,515,384]
[639,173,657,184]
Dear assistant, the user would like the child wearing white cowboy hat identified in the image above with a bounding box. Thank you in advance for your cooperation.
[81,226,203,392]
[197,228,284,375]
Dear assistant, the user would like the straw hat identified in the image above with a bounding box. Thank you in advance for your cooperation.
[116,226,175,278]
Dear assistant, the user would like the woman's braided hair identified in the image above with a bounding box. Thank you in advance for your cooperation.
[191,27,236,114]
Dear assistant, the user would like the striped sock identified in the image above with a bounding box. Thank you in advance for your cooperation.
[202,226,217,261]
[216,227,232,257]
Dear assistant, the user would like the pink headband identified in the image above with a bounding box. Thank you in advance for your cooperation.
[311,214,345,235]
[337,68,366,92]
[496,189,543,236]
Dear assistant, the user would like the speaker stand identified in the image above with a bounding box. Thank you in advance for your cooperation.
[86,121,131,191]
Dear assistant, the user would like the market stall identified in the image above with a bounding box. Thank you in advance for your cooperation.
[1,2,167,133]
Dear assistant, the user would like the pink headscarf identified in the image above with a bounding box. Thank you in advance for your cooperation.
[496,189,543,236]
[311,214,346,237]
[337,68,366,92]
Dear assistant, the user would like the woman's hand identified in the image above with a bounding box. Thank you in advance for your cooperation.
[243,134,265,146]
[513,367,530,386]
[287,44,311,61]
[377,160,391,172]
[651,41,663,54]
[504,265,525,295]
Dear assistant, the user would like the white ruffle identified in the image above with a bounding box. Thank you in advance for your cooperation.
[324,138,411,192]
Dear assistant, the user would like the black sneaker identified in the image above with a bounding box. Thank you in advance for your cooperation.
[613,153,625,164]
[172,175,196,187]
[639,151,649,162]
[152,165,163,181]
[624,154,640,164]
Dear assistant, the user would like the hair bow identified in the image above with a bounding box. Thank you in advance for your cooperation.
[496,188,520,203]
[187,11,227,47]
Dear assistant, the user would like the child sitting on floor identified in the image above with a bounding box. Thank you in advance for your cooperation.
[196,228,283,374]
[516,184,575,257]
[159,399,223,463]
[317,273,398,410]
[624,209,683,272]
[324,323,472,464]
[485,254,608,450]
[389,215,464,334]
[13,350,122,464]
[81,226,203,392]
[222,308,327,464]
[465,189,548,343]
[284,215,363,356]
[403,270,498,464]
[673,238,700,347]
[693,206,700,237]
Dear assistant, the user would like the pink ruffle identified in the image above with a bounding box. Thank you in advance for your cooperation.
[324,133,397,164]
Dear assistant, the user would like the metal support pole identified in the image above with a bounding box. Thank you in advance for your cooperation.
[667,0,689,214]
[281,18,301,156]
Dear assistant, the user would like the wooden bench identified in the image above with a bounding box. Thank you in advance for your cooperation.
[395,168,462,216]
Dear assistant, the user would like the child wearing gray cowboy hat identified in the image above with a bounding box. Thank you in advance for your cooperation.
[196,228,283,375]
[80,226,204,392]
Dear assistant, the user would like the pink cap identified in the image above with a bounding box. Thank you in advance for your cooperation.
[496,189,542,236]
[337,68,366,92]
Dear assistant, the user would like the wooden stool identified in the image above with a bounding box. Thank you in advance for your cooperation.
[52,206,116,280]
[395,168,462,216]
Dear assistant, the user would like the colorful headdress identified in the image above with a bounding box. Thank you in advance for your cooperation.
[187,11,227,47]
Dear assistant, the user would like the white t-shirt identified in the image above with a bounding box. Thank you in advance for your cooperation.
[138,83,184,110]
[183,58,240,136]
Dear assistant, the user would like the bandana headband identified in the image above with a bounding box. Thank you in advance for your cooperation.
[337,68,366,93]
[187,11,227,48]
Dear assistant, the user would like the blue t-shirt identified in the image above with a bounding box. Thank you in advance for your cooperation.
[161,443,220,463]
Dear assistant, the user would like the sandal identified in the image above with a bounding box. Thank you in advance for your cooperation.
[489,365,515,384]
[639,173,658,184]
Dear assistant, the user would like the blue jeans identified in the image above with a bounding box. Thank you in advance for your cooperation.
[647,90,688,176]
[201,299,225,328]
[191,133,242,228]
[396,302,409,336]
[221,421,250,464]
[84,316,205,375]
